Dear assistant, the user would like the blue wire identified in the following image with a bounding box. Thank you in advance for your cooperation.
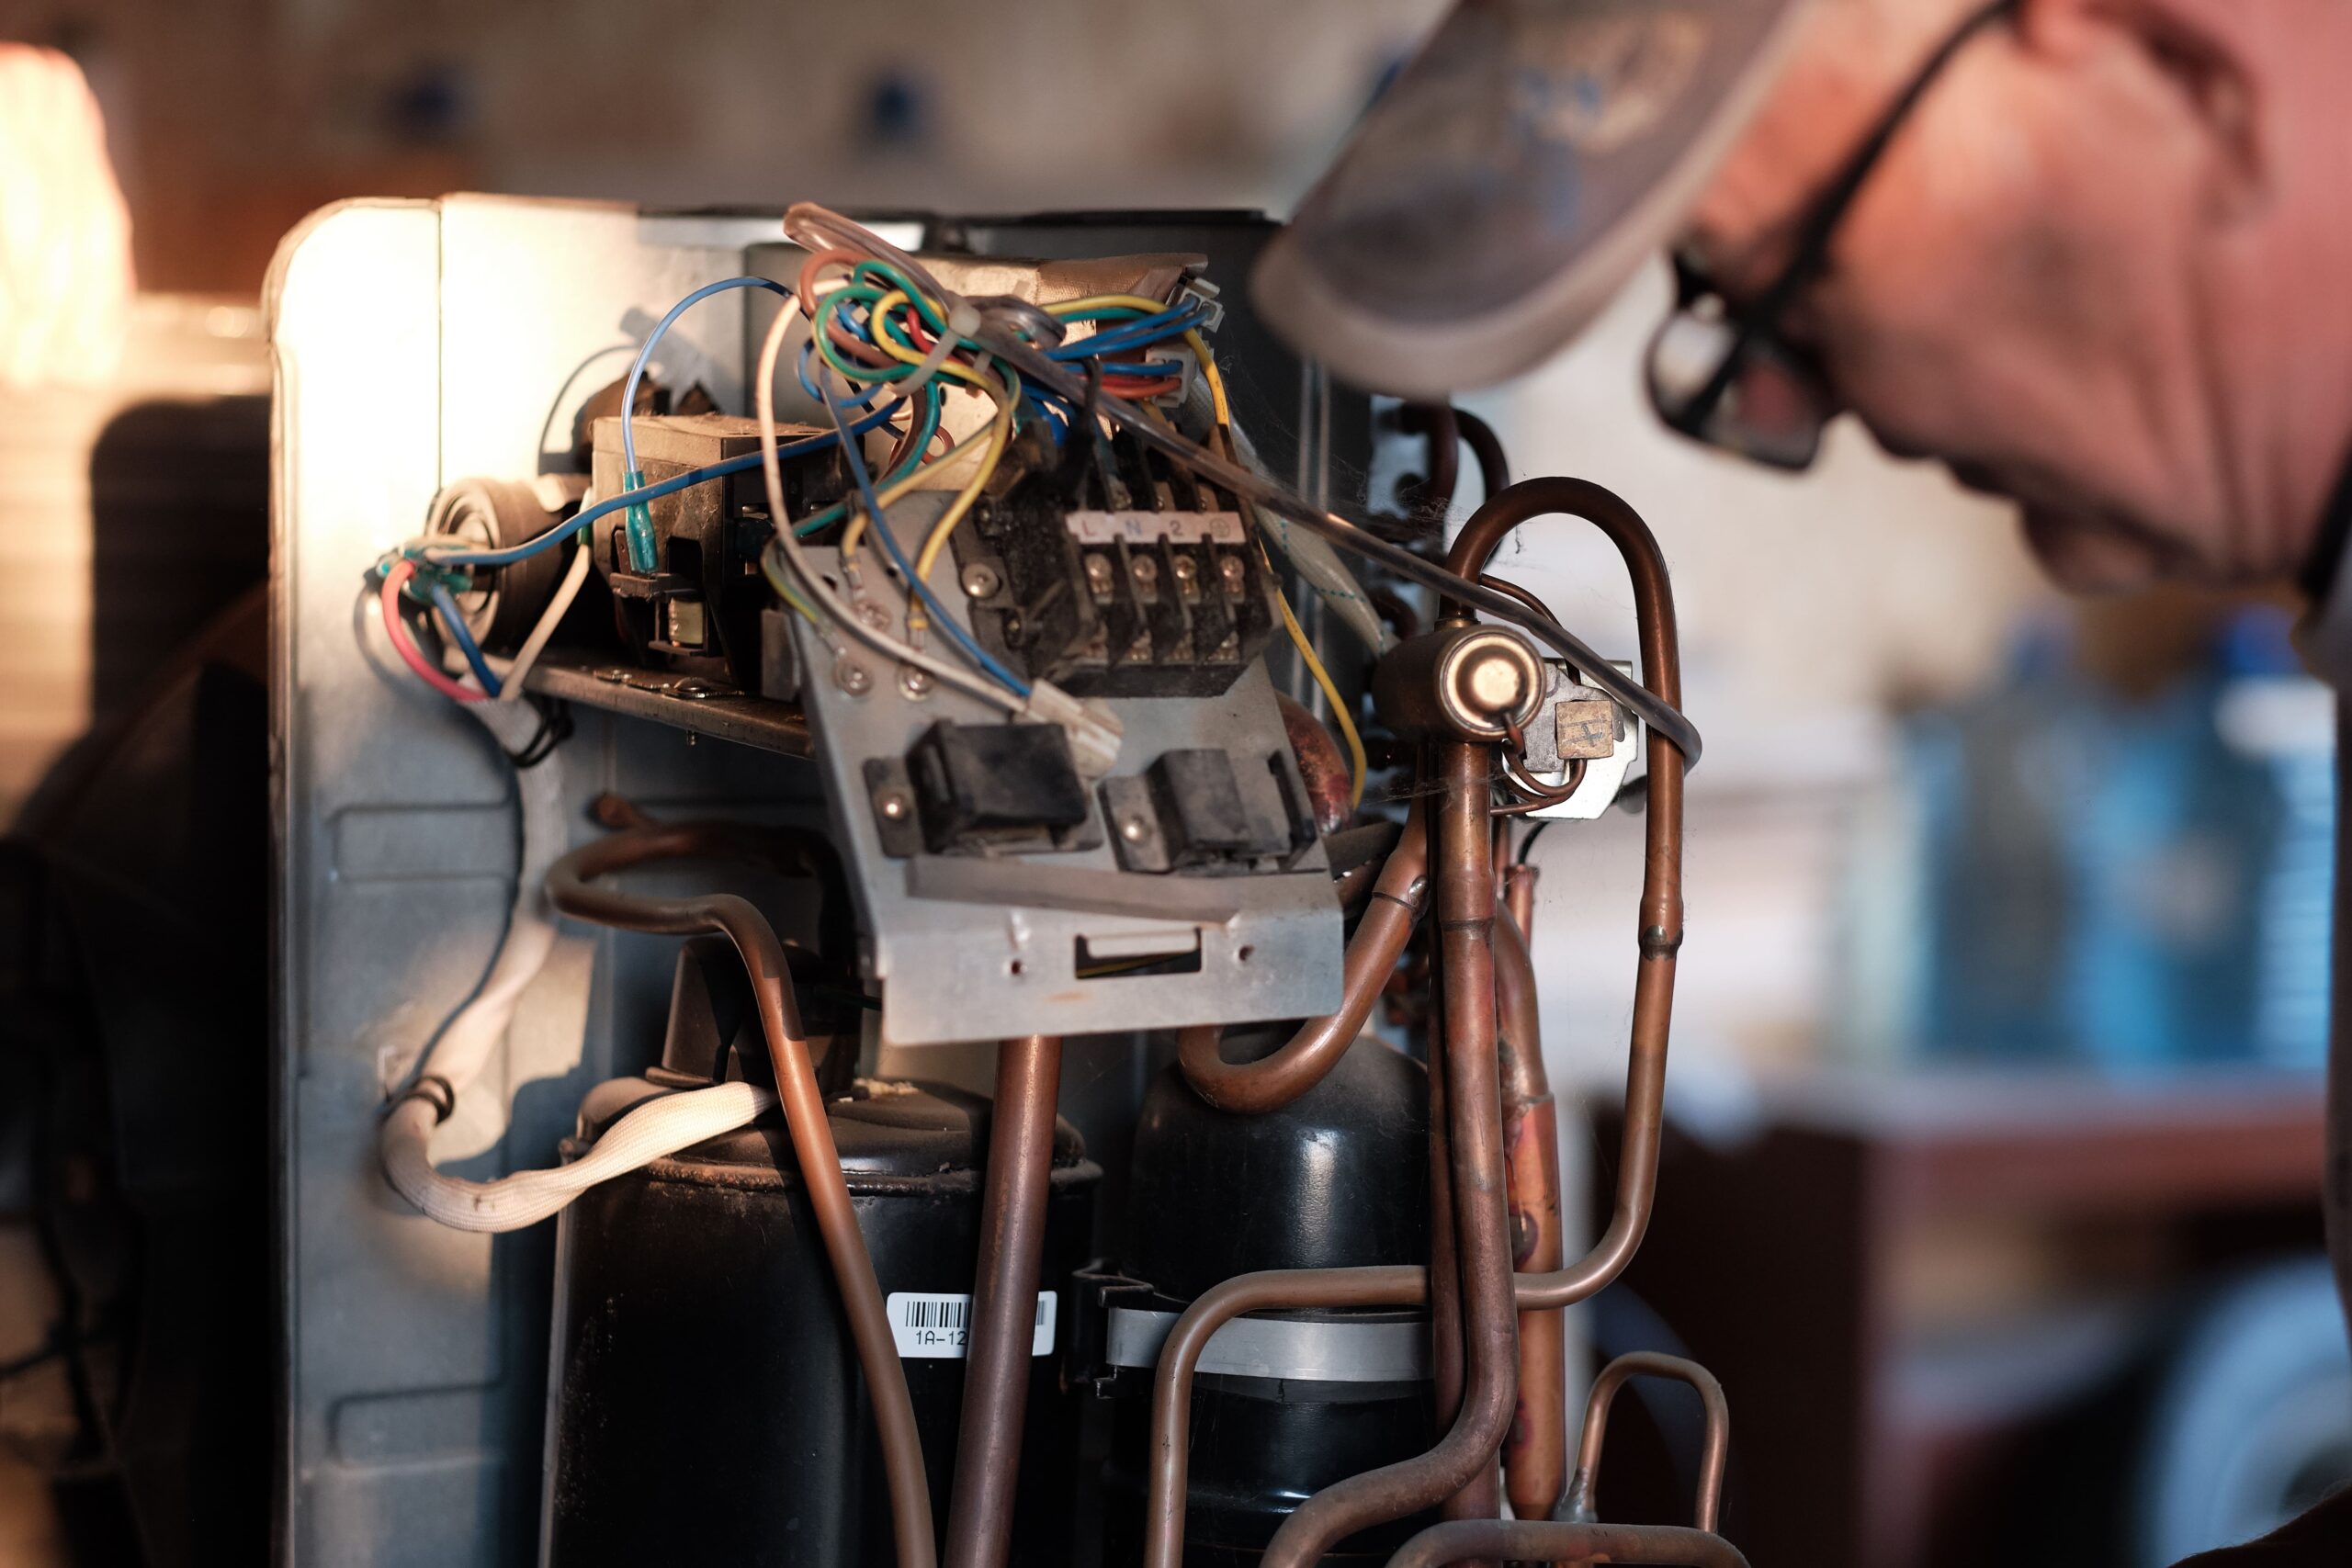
[418,404,898,570]
[621,276,794,479]
[797,340,891,410]
[1047,304,1208,361]
[618,276,793,571]
[791,380,943,537]
[819,382,1031,699]
[428,580,503,697]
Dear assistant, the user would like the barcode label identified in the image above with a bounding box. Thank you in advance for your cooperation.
[886,1292,1057,1359]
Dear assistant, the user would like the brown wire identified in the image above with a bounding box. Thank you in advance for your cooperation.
[544,823,937,1568]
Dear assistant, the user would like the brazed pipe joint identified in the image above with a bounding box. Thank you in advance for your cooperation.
[1557,1353,1732,1536]
[1371,622,1547,743]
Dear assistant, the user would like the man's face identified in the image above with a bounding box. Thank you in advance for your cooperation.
[1684,0,2278,591]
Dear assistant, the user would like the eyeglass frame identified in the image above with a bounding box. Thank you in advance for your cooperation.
[1648,0,2018,468]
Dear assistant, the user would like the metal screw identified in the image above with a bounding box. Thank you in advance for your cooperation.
[960,561,1002,599]
[1130,556,1159,585]
[854,599,891,631]
[1217,556,1246,591]
[1170,556,1197,583]
[833,658,873,696]
[1083,553,1114,593]
[877,790,911,821]
[1118,814,1151,843]
[899,664,934,700]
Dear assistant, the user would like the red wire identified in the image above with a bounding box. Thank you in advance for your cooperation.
[379,559,484,703]
[1102,377,1181,400]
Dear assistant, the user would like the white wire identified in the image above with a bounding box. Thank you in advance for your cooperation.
[380,1081,774,1232]
[753,292,1023,713]
[787,202,1391,660]
[496,536,593,701]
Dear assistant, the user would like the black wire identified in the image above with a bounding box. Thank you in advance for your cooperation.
[970,324,1705,770]
[1515,818,1552,865]
[505,694,573,768]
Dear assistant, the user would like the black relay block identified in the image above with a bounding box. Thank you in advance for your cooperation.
[954,426,1277,700]
[894,720,1097,856]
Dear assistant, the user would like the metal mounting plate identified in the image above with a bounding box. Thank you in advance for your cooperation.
[786,502,1344,1046]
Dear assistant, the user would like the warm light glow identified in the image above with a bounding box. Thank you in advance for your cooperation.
[0,44,132,389]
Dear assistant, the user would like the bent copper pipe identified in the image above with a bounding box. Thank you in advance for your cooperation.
[1453,408,1511,506]
[1559,1353,1731,1535]
[1445,479,1687,1314]
[1385,1519,1750,1568]
[1494,908,1567,1523]
[1148,481,1688,1568]
[1260,741,1519,1568]
[547,824,937,1568]
[1177,797,1430,1112]
[1146,1267,1668,1568]
[1142,1265,1428,1568]
[944,1035,1062,1568]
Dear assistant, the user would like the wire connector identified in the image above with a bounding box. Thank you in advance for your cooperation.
[621,468,656,573]
[1022,680,1123,777]
[1177,274,1225,334]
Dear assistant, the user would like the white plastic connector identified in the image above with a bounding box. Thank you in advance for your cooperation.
[1177,274,1226,333]
[1023,679,1123,777]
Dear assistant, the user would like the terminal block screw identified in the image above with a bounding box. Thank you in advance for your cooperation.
[1083,553,1114,593]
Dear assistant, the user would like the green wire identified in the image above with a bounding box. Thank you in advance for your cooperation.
[789,380,944,537]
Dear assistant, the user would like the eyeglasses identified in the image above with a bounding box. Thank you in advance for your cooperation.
[1645,0,2015,470]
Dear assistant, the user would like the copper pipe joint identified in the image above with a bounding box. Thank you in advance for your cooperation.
[1559,1353,1732,1536]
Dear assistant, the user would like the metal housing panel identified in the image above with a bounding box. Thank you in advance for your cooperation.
[269,196,1348,1562]
[268,198,818,1568]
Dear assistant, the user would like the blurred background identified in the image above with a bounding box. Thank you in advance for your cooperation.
[0,2,2339,1566]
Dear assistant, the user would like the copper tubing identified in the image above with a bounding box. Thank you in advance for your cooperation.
[1444,479,1687,1314]
[1400,403,1462,524]
[1177,797,1430,1112]
[1494,908,1566,1522]
[1385,1519,1750,1568]
[544,824,937,1568]
[1502,864,1537,943]
[1145,1272,1688,1568]
[1142,1265,1429,1568]
[1260,741,1519,1568]
[1559,1354,1732,1535]
[944,1035,1062,1568]
[1453,409,1511,505]
[1148,479,1688,1568]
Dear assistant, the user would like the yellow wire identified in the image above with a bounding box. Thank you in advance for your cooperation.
[1268,556,1368,809]
[1130,310,1366,811]
[844,288,1016,597]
